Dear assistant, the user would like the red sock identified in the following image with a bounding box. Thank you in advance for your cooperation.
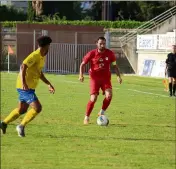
[86,101,95,117]
[102,97,111,111]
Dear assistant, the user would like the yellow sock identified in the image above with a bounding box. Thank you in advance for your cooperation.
[20,109,38,126]
[3,108,20,124]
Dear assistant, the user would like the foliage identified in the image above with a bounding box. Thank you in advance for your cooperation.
[84,1,175,21]
[1,20,145,29]
[27,1,35,21]
[0,5,27,21]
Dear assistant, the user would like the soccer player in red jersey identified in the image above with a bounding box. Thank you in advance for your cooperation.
[79,37,122,124]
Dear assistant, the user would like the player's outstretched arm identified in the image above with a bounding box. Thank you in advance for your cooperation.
[112,64,122,84]
[40,72,55,94]
[79,61,85,82]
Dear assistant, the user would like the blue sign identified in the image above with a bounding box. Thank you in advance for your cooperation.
[142,60,155,76]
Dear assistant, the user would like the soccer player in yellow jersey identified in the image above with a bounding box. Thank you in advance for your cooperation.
[0,36,55,137]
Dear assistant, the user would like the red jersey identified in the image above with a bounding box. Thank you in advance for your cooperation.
[83,49,116,78]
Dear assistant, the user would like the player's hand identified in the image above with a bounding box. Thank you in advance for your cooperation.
[79,75,84,82]
[117,76,122,84]
[22,83,29,90]
[48,84,55,94]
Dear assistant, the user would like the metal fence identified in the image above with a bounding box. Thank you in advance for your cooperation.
[1,29,134,74]
[46,43,96,74]
[0,30,102,73]
[0,30,42,71]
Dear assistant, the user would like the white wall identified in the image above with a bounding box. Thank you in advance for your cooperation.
[137,51,169,78]
[136,31,175,78]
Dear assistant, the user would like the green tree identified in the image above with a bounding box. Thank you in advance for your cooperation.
[27,1,35,21]
[82,1,102,20]
[83,1,175,21]
[41,1,83,20]
[0,5,27,21]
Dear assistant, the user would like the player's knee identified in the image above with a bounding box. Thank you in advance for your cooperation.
[168,77,173,83]
[90,95,98,102]
[105,90,112,100]
[173,78,176,84]
[106,94,112,100]
[34,105,42,113]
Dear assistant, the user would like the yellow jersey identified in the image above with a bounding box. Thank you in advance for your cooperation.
[16,48,45,89]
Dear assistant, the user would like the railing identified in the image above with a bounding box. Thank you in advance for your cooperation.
[46,43,96,74]
[119,5,176,46]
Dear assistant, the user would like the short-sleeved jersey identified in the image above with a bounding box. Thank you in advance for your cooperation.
[16,48,45,89]
[83,49,116,78]
[166,53,176,70]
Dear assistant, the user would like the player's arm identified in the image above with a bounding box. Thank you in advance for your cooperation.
[165,55,169,76]
[20,53,38,90]
[40,72,55,93]
[111,52,122,84]
[20,64,29,90]
[112,62,122,84]
[79,61,86,82]
[79,51,92,82]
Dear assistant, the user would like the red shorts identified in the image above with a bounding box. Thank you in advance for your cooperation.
[89,77,112,95]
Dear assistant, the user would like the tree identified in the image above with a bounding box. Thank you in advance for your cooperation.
[0,5,27,21]
[31,1,83,20]
[83,1,175,21]
[42,1,83,20]
[82,1,102,20]
[27,1,35,21]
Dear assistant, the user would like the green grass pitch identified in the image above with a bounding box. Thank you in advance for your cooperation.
[1,72,175,169]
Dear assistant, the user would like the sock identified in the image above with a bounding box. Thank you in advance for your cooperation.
[99,109,105,115]
[3,108,20,124]
[84,116,89,120]
[102,97,112,111]
[20,109,38,126]
[85,101,95,117]
[173,84,176,95]
[169,83,172,95]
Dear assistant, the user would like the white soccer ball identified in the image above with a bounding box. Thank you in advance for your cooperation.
[97,115,109,126]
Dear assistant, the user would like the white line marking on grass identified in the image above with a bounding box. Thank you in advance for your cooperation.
[59,80,168,98]
[1,77,169,98]
[127,89,168,98]
[61,80,80,84]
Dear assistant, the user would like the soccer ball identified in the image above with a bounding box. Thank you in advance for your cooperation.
[97,115,109,126]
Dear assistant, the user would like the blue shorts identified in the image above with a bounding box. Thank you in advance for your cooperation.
[17,89,38,104]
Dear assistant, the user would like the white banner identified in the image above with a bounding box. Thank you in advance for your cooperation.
[150,60,166,78]
[137,32,176,50]
[137,35,158,50]
[158,34,176,49]
[139,59,166,78]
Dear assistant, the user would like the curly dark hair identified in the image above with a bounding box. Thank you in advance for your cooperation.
[37,36,52,47]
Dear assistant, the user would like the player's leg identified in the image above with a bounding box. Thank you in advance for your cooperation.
[173,77,176,96]
[99,80,112,116]
[84,94,98,124]
[99,89,112,116]
[16,90,42,137]
[0,101,29,134]
[168,70,173,96]
[84,79,100,124]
